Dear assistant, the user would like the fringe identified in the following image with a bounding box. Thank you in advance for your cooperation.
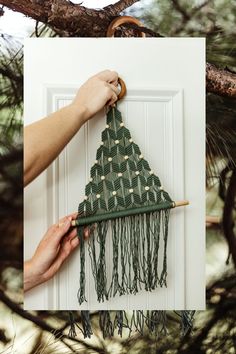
[178,310,196,336]
[69,311,93,339]
[77,227,86,303]
[78,209,170,305]
[68,310,195,339]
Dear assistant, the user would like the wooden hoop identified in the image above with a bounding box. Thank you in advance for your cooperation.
[107,16,146,38]
[118,77,126,100]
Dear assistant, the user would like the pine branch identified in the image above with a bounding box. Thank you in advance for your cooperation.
[0,0,138,37]
[0,2,235,98]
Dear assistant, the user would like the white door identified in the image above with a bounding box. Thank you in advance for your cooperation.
[24,38,205,310]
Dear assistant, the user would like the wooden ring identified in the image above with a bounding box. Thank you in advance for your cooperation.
[107,16,146,38]
[117,77,126,100]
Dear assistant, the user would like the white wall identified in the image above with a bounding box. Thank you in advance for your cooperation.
[24,38,205,310]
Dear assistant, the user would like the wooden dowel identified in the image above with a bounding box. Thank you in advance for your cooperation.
[206,215,221,224]
[173,200,189,207]
[69,200,189,227]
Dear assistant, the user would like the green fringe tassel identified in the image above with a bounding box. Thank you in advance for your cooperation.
[68,310,195,339]
[77,209,170,304]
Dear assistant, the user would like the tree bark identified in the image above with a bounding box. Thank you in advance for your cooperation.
[206,63,236,98]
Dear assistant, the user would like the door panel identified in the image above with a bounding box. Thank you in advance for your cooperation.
[24,38,205,310]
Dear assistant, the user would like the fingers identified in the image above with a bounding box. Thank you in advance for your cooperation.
[47,231,79,276]
[43,225,91,280]
[45,211,90,249]
[64,227,77,241]
[97,70,118,84]
[58,212,77,224]
[66,225,90,241]
[70,235,80,249]
[105,83,119,107]
[67,212,78,220]
[107,92,118,107]
[54,217,72,241]
[61,231,79,252]
[56,212,78,228]
[109,83,120,96]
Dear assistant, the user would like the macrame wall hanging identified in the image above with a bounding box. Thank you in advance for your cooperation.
[72,77,189,305]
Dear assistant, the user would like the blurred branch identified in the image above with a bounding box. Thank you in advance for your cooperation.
[170,0,211,35]
[219,164,232,201]
[171,0,190,21]
[0,145,23,265]
[178,303,233,353]
[206,272,236,298]
[222,169,236,268]
[0,67,22,84]
[178,273,236,353]
[0,289,104,353]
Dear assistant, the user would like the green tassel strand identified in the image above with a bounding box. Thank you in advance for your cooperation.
[77,226,86,304]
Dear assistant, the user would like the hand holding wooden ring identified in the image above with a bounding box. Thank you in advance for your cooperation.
[107,16,146,38]
[117,77,126,100]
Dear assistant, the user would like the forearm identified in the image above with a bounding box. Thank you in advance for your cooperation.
[24,260,44,292]
[24,104,87,186]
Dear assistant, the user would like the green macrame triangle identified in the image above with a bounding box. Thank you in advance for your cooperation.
[75,106,176,304]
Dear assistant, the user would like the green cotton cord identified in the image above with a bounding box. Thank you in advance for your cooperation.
[130,215,138,293]
[81,311,93,338]
[87,226,99,296]
[120,217,128,294]
[99,311,113,339]
[88,221,110,302]
[82,210,172,304]
[75,201,173,226]
[146,213,152,290]
[68,312,76,338]
[108,218,120,297]
[77,226,86,304]
[152,211,161,288]
[96,221,109,302]
[160,209,170,287]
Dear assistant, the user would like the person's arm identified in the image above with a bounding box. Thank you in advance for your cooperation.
[24,70,119,186]
[24,213,89,292]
